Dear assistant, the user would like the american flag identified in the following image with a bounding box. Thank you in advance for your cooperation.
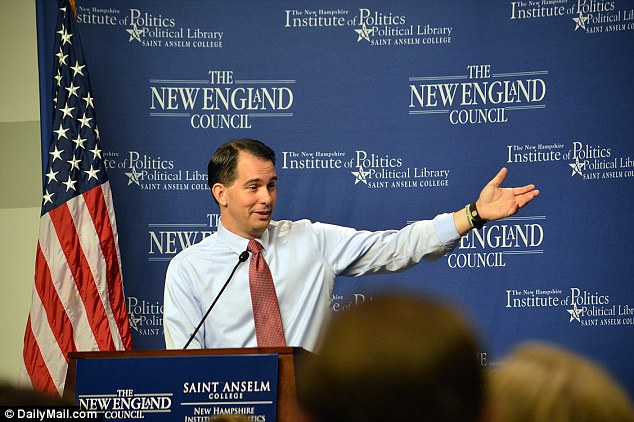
[19,0,132,396]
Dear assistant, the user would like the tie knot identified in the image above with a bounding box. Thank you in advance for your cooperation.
[248,240,262,254]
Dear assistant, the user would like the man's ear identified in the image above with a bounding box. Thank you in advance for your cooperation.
[212,183,227,207]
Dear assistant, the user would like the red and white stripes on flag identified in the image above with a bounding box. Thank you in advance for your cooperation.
[20,0,132,396]
[21,183,133,396]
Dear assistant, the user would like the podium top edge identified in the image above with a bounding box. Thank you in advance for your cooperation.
[68,347,308,360]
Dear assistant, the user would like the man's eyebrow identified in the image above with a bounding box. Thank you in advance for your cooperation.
[243,176,278,185]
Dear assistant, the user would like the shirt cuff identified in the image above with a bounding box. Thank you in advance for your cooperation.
[432,212,460,249]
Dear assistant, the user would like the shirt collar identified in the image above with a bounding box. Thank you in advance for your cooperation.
[217,220,270,256]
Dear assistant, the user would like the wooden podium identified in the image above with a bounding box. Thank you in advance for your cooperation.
[64,347,309,422]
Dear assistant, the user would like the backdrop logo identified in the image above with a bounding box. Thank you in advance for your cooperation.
[504,140,634,179]
[506,287,566,313]
[127,296,164,336]
[104,150,210,191]
[283,7,453,46]
[281,150,348,170]
[353,8,452,46]
[351,150,450,190]
[504,286,634,326]
[75,5,223,48]
[280,148,451,190]
[447,216,545,269]
[148,214,219,262]
[509,1,634,34]
[567,141,634,179]
[409,64,547,125]
[149,70,295,129]
[565,287,634,326]
[331,292,373,312]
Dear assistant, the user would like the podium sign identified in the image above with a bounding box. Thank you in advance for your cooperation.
[73,353,279,421]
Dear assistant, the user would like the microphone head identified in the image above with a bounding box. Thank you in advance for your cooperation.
[239,250,250,262]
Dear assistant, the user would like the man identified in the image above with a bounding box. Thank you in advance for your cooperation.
[163,138,539,350]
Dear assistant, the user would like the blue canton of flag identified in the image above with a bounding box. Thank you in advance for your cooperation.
[43,2,106,211]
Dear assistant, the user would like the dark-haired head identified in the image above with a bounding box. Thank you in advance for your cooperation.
[207,139,276,205]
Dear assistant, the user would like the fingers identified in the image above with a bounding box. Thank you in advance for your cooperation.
[517,189,540,208]
[489,167,508,188]
[513,184,537,195]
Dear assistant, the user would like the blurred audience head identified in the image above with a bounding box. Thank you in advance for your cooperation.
[487,341,634,422]
[297,294,485,422]
[0,382,71,405]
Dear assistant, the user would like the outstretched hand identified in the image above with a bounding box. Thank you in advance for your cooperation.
[476,167,540,221]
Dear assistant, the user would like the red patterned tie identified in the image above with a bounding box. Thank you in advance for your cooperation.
[247,240,286,347]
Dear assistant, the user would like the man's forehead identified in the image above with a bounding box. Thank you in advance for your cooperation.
[236,152,277,180]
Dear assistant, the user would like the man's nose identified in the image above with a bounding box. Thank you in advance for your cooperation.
[258,187,272,204]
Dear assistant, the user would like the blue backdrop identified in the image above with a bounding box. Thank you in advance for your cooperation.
[36,0,634,397]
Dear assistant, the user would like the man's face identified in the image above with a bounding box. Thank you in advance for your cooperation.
[214,152,277,239]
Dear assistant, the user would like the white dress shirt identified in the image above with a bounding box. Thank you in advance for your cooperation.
[163,213,459,351]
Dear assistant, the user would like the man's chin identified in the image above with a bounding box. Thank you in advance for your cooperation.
[251,217,272,232]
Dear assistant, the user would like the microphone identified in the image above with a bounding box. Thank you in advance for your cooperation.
[183,250,250,349]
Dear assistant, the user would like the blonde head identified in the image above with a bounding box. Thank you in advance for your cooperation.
[487,342,634,422]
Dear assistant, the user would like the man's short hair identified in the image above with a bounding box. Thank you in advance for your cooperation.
[207,138,276,202]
